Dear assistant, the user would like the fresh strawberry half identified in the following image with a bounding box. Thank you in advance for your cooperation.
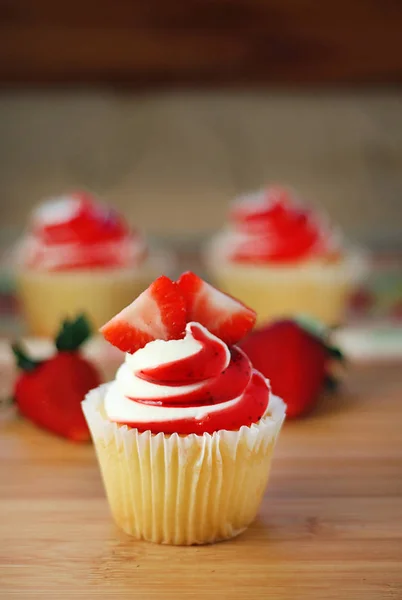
[13,315,101,441]
[177,271,256,345]
[100,275,187,353]
[239,318,344,419]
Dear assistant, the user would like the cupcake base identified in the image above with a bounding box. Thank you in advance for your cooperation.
[207,253,366,327]
[82,385,285,545]
[16,254,170,337]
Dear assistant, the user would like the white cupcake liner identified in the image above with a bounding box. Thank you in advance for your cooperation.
[82,384,285,545]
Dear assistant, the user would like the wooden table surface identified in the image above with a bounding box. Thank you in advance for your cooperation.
[1,362,402,599]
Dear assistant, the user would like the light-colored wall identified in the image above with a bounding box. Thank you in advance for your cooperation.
[1,90,401,245]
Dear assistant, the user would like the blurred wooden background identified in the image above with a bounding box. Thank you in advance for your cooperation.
[0,1,401,245]
[1,89,401,244]
[0,0,402,86]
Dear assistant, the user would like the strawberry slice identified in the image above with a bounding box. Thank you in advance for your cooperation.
[100,275,187,353]
[177,272,256,345]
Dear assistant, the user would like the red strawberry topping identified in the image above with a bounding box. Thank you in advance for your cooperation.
[34,191,130,246]
[100,275,187,354]
[239,319,343,418]
[13,315,101,441]
[228,186,329,264]
[177,271,256,346]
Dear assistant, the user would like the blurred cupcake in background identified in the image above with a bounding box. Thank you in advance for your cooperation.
[206,185,366,326]
[15,191,171,337]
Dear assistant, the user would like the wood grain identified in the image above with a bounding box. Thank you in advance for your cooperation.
[0,0,402,85]
[1,362,402,598]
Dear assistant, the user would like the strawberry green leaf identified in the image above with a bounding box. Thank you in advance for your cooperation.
[55,314,92,352]
[328,346,345,362]
[294,314,344,362]
[0,396,15,409]
[294,314,328,340]
[324,374,339,391]
[12,343,41,372]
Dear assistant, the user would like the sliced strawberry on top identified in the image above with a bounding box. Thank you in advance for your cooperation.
[100,275,187,353]
[177,272,256,346]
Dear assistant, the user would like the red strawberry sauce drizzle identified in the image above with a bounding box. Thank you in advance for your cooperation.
[129,370,269,435]
[113,323,270,435]
[229,187,327,264]
[27,192,143,270]
[137,323,230,386]
[35,192,130,246]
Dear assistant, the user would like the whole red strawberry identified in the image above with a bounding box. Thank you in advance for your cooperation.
[239,318,343,418]
[13,315,101,441]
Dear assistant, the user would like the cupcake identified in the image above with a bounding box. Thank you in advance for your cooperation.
[15,191,169,337]
[206,186,366,326]
[82,272,285,545]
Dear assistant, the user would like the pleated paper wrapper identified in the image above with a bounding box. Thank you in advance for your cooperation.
[82,384,286,546]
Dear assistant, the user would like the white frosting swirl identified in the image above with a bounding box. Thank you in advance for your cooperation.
[208,188,342,263]
[16,194,146,271]
[18,234,146,271]
[32,196,82,226]
[104,322,255,425]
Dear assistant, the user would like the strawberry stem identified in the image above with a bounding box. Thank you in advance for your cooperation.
[294,314,328,340]
[12,343,41,372]
[55,314,92,352]
[294,315,344,362]
[0,396,15,409]
[327,346,345,362]
[324,374,339,391]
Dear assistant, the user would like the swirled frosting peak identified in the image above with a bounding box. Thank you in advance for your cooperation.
[18,191,146,271]
[104,321,270,435]
[213,186,340,264]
